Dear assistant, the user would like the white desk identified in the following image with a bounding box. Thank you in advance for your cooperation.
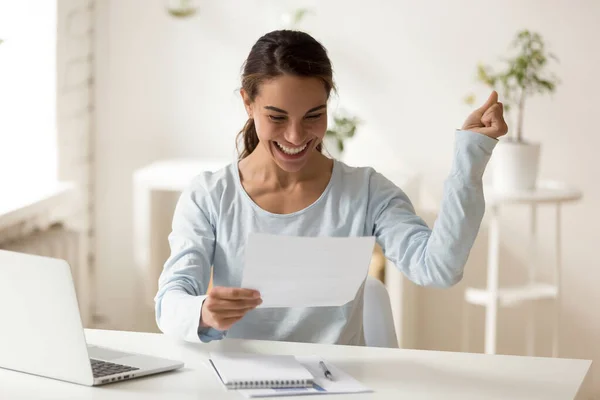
[0,329,592,399]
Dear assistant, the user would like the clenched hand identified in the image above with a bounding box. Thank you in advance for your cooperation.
[462,91,508,139]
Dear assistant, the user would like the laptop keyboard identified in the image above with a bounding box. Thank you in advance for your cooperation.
[90,358,140,378]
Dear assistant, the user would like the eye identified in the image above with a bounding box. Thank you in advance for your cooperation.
[305,113,323,120]
[268,115,287,122]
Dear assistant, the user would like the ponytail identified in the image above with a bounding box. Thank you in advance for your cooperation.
[237,118,259,159]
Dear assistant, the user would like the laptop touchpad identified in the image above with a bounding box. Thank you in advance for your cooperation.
[88,345,132,361]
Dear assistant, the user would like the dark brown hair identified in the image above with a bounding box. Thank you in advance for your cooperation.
[237,30,335,159]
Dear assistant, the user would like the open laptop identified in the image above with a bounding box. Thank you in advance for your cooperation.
[0,249,183,386]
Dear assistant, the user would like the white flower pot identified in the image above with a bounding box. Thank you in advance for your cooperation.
[491,140,541,192]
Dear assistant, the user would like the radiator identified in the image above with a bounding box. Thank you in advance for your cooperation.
[0,223,92,325]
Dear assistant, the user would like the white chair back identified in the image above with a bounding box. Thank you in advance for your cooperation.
[363,275,399,348]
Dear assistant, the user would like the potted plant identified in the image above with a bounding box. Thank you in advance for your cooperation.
[465,30,560,192]
[324,111,361,159]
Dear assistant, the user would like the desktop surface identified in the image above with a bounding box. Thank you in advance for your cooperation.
[0,329,592,399]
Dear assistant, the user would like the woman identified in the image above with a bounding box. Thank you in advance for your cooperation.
[154,30,507,345]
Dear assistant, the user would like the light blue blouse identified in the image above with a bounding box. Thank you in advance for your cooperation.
[154,130,497,345]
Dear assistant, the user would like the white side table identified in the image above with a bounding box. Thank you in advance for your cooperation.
[463,180,582,357]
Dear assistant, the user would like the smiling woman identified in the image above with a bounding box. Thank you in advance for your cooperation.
[154,29,506,347]
[264,101,326,156]
[243,75,329,170]
[236,30,334,164]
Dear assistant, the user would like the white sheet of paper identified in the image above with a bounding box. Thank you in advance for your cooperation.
[241,233,375,308]
[238,356,373,398]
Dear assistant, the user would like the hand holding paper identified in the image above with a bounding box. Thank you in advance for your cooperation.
[201,286,263,331]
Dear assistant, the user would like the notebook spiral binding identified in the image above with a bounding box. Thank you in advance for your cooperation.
[226,379,312,390]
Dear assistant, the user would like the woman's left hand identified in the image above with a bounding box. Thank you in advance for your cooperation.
[461,91,508,139]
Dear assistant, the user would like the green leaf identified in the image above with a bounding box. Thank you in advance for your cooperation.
[477,64,497,87]
[534,76,556,93]
[292,8,314,25]
[326,111,361,154]
[464,93,476,106]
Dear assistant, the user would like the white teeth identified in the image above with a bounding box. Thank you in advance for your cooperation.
[275,142,307,155]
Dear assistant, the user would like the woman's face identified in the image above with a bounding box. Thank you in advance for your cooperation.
[242,75,328,173]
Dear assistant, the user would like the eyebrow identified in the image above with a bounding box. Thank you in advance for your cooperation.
[264,105,327,115]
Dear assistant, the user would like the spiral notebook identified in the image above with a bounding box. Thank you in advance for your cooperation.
[209,353,314,390]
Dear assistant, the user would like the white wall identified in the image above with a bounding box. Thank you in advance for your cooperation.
[0,0,56,185]
[95,0,599,394]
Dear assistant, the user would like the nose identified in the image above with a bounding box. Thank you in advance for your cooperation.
[284,121,306,146]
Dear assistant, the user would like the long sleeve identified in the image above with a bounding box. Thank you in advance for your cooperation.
[154,180,225,342]
[368,129,497,287]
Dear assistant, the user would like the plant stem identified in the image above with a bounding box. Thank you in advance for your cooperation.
[516,88,526,142]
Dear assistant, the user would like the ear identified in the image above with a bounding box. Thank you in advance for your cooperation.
[240,89,253,119]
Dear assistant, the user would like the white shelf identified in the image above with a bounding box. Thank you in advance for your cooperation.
[0,182,76,232]
[133,158,230,191]
[484,180,582,205]
[465,283,558,307]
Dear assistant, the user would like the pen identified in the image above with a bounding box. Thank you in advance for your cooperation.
[319,361,334,381]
